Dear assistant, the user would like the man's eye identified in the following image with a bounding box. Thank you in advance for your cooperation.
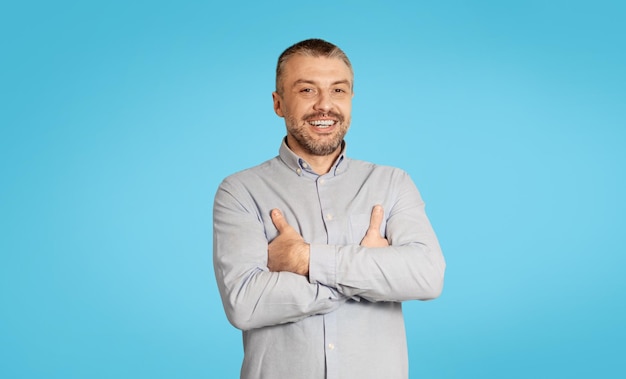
[301,88,313,93]
[333,88,350,96]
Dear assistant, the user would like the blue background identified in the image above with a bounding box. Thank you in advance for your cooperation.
[1,1,624,378]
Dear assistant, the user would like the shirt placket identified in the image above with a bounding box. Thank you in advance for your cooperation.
[316,174,340,379]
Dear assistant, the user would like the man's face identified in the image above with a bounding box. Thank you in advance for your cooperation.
[272,55,353,157]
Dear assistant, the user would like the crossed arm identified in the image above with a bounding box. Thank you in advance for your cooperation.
[268,205,389,276]
[214,175,445,330]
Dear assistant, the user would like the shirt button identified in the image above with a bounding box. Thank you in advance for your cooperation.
[326,214,333,221]
[296,168,302,175]
[319,179,325,185]
[302,162,309,169]
[328,343,335,350]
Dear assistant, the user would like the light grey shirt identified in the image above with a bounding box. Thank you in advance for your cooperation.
[213,140,445,379]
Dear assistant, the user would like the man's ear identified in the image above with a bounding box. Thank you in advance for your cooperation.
[272,92,284,118]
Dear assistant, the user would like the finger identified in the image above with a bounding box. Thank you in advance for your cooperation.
[270,208,289,232]
[367,205,384,235]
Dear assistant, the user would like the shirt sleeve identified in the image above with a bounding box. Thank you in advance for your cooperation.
[308,171,446,302]
[213,178,348,331]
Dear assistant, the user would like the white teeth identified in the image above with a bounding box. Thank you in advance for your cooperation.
[309,120,335,128]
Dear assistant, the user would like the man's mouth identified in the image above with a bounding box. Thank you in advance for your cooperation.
[308,119,336,129]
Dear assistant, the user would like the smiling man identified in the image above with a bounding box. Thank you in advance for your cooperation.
[213,39,445,379]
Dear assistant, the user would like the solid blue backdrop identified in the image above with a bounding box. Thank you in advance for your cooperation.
[1,1,624,378]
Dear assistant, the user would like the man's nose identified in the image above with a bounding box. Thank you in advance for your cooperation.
[313,91,332,112]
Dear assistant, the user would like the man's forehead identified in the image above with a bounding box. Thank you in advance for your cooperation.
[283,55,353,81]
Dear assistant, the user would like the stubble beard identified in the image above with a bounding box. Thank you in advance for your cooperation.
[286,113,350,156]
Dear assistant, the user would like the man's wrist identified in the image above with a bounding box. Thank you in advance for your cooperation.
[298,243,310,276]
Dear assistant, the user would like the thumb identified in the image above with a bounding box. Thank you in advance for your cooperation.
[270,208,289,232]
[367,205,384,235]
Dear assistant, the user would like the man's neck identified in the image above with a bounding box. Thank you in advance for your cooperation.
[286,138,343,175]
[302,150,342,175]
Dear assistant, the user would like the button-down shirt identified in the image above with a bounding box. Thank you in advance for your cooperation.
[213,140,445,379]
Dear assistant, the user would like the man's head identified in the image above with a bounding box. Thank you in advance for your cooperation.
[272,39,354,159]
[275,39,353,96]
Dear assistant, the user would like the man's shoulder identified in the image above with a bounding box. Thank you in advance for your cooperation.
[345,158,418,191]
[219,155,282,186]
[347,157,409,176]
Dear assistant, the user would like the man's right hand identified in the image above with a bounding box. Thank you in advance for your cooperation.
[267,209,311,276]
[360,205,389,247]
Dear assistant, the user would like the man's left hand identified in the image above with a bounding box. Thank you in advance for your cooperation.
[360,205,390,247]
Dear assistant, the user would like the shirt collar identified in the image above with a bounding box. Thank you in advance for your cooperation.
[278,137,348,177]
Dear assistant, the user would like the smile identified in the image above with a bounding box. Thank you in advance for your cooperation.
[308,120,336,129]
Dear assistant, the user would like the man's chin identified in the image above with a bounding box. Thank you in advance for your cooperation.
[306,141,343,156]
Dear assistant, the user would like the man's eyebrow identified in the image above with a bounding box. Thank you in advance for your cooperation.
[292,79,316,87]
[292,79,352,87]
[332,79,352,86]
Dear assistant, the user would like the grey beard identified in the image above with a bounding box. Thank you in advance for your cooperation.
[289,128,346,156]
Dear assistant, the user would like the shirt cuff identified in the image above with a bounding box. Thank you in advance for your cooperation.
[308,244,337,287]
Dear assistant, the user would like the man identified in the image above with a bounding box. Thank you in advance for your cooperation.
[213,38,445,379]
